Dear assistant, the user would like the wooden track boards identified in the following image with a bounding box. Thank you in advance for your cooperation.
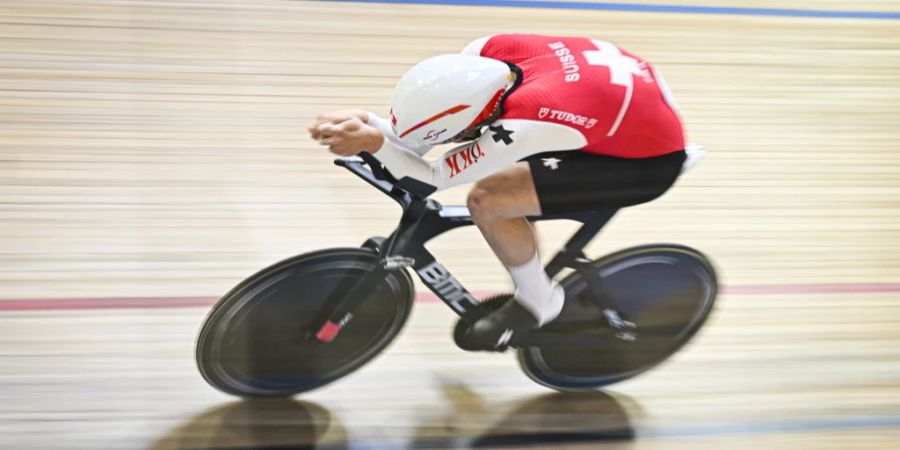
[0,1,898,448]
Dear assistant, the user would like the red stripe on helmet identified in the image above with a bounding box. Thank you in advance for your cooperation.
[398,104,471,139]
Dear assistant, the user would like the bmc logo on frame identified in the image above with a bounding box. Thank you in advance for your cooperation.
[445,142,485,178]
[417,261,480,313]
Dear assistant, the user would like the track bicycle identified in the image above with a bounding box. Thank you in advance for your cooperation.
[196,152,718,397]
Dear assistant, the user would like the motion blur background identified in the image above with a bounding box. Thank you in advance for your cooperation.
[1,0,898,449]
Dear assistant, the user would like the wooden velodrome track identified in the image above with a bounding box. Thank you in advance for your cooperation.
[1,0,899,448]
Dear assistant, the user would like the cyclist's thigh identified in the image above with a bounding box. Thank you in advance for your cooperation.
[525,149,687,215]
[470,162,542,218]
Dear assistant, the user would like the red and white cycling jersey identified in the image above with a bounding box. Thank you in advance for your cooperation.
[369,34,686,192]
[479,34,684,158]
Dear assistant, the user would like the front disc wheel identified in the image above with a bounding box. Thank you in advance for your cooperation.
[196,248,414,397]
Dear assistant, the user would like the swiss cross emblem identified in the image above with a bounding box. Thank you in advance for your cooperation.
[582,39,654,137]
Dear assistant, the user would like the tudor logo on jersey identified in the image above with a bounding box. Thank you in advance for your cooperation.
[537,107,599,130]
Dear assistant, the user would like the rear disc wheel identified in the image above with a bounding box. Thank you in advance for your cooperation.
[518,244,717,390]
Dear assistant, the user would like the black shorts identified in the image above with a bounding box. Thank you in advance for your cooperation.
[525,150,686,215]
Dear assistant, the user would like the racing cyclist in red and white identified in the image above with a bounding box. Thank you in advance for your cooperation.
[309,33,703,350]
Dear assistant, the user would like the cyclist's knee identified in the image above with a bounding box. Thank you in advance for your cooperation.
[467,186,495,222]
[469,174,533,222]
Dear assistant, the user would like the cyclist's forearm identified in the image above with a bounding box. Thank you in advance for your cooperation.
[365,112,397,145]
[371,119,587,194]
[350,109,370,123]
[370,139,441,187]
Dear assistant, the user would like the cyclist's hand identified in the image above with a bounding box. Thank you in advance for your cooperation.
[313,117,384,156]
[308,110,368,141]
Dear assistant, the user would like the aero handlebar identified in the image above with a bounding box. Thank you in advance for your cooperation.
[334,153,437,200]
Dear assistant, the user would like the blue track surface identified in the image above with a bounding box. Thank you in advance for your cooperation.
[325,0,900,20]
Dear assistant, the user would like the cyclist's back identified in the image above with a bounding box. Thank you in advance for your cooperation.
[477,34,685,158]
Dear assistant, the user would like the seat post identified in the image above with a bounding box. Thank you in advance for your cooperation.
[543,209,618,278]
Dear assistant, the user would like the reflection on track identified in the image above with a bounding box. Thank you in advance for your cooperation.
[409,383,634,448]
[152,399,345,450]
[152,387,634,449]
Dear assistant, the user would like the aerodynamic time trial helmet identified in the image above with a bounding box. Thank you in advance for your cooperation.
[389,54,512,147]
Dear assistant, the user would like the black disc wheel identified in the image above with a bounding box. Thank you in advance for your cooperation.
[518,244,717,391]
[196,248,414,398]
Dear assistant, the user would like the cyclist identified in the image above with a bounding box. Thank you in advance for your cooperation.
[308,33,695,350]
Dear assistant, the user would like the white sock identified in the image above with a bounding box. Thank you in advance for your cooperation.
[507,253,564,325]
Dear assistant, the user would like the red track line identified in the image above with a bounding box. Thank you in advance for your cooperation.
[0,291,486,312]
[722,283,900,295]
[0,283,898,312]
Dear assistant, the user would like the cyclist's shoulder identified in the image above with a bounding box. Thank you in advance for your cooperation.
[465,33,567,60]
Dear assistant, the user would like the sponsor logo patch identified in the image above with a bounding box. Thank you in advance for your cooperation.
[417,261,480,313]
[542,157,561,170]
[538,107,599,130]
[547,41,580,83]
[445,142,484,178]
[425,128,448,142]
[488,124,514,145]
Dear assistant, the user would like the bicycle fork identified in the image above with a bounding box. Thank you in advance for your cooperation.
[309,199,489,343]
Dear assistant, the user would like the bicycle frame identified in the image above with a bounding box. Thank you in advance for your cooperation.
[311,155,623,348]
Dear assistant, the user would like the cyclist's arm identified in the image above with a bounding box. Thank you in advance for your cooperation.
[370,119,587,193]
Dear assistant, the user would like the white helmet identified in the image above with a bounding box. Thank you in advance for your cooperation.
[390,54,511,146]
